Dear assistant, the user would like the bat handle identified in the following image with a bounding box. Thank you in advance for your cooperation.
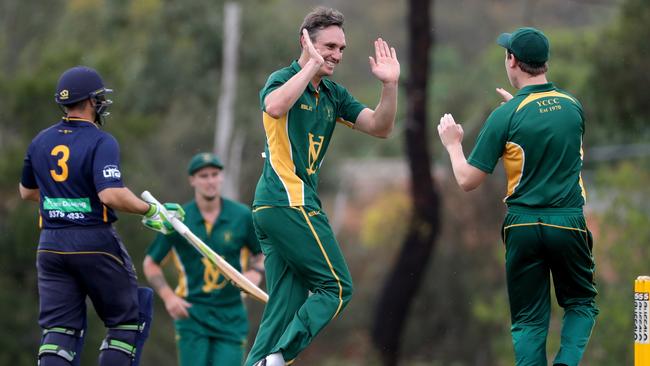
[141,190,158,206]
[141,190,188,235]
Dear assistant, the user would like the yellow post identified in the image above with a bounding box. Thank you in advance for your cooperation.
[635,276,650,366]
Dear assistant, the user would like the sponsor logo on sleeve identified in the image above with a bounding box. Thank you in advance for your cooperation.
[102,165,121,179]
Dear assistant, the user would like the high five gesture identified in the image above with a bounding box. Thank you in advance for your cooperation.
[354,37,400,138]
[369,38,400,85]
[248,7,400,366]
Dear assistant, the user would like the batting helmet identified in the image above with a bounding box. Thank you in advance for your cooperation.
[55,66,113,122]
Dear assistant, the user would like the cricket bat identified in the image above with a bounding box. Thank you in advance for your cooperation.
[141,191,268,303]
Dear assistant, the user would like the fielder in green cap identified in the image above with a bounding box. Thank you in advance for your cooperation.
[187,152,224,175]
[143,152,264,366]
[437,27,598,366]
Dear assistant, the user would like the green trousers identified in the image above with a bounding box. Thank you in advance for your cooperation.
[503,207,598,366]
[175,302,248,366]
[176,329,245,366]
[245,206,353,366]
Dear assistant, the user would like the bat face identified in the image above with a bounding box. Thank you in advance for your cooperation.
[186,230,268,303]
[141,191,268,303]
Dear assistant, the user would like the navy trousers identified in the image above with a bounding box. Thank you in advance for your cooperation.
[37,226,139,330]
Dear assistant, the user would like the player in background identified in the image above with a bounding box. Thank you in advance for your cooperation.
[437,28,598,366]
[19,66,183,366]
[143,152,264,366]
[246,7,400,366]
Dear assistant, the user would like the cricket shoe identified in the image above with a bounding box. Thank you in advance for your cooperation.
[253,352,285,366]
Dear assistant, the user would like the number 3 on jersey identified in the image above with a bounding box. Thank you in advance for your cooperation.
[50,145,70,182]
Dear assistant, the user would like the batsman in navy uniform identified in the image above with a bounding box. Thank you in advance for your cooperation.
[19,66,184,366]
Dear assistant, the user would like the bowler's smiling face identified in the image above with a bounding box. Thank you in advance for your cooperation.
[310,26,346,77]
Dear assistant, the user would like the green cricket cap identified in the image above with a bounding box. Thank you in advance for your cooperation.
[497,27,549,65]
[188,152,224,175]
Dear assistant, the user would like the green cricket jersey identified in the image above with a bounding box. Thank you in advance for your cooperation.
[147,198,261,307]
[253,61,367,207]
[468,83,586,208]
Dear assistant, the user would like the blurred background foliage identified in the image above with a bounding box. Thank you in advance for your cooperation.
[1,0,648,365]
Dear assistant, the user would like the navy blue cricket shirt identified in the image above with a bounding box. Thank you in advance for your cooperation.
[21,117,125,228]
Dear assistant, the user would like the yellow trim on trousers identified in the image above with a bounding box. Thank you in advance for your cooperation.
[297,207,344,318]
[503,222,589,244]
[37,249,124,266]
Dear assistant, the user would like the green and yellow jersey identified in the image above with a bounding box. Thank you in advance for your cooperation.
[468,83,586,209]
[146,198,261,307]
[254,61,366,207]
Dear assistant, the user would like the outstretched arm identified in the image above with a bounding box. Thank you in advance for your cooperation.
[264,29,324,118]
[355,38,400,138]
[98,187,151,215]
[437,113,487,191]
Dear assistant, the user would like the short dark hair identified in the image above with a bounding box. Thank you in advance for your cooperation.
[507,50,547,76]
[299,7,344,41]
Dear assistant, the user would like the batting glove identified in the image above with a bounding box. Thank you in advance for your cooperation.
[163,203,185,222]
[142,202,185,235]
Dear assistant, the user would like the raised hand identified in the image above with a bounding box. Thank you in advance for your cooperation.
[301,28,324,66]
[437,113,464,148]
[496,87,514,104]
[369,38,400,84]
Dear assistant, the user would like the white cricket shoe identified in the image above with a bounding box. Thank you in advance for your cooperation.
[253,352,285,366]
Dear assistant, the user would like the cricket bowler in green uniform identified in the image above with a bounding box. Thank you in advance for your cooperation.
[246,7,400,366]
[437,27,598,366]
[143,153,264,366]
